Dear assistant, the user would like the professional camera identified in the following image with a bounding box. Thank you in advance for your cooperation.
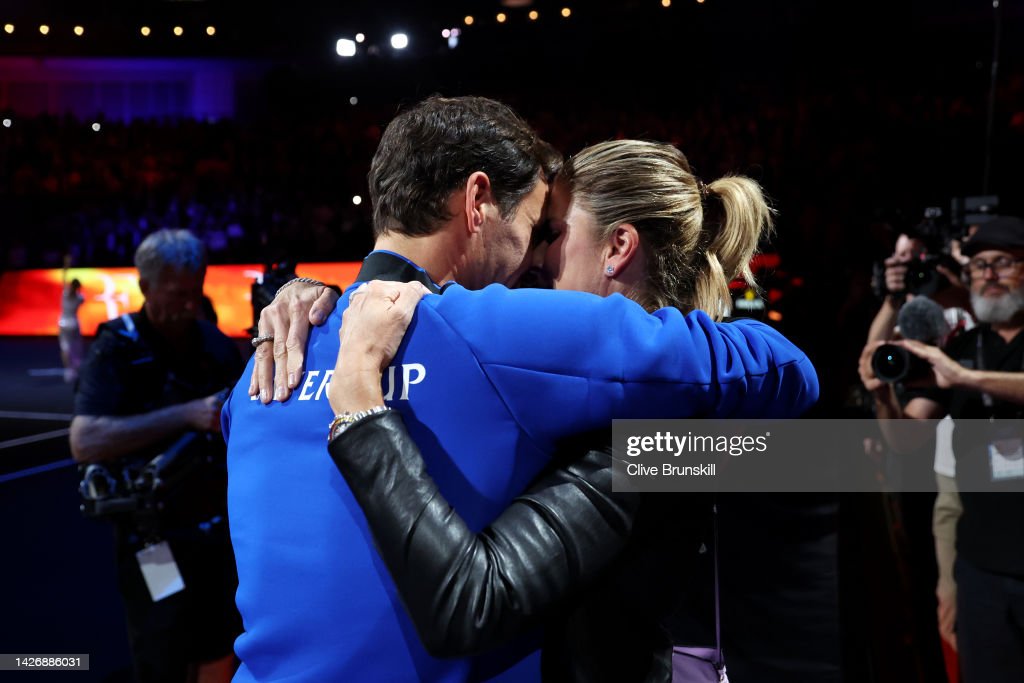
[903,253,961,298]
[871,204,972,300]
[79,390,230,526]
[870,343,932,384]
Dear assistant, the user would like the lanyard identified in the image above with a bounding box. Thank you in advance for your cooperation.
[974,328,1024,412]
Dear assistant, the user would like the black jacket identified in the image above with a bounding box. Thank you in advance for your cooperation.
[329,410,704,682]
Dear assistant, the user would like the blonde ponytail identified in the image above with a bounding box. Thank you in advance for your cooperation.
[689,176,774,319]
[561,140,773,320]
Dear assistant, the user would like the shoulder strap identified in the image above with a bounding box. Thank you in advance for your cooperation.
[713,500,722,665]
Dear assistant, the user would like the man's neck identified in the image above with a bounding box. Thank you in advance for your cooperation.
[991,313,1024,343]
[374,232,466,286]
[992,323,1024,343]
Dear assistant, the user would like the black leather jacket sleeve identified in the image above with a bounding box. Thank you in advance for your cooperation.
[328,410,640,658]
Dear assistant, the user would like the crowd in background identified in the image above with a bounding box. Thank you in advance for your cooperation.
[2,69,1024,415]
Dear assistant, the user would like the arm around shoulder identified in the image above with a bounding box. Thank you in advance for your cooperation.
[328,410,638,656]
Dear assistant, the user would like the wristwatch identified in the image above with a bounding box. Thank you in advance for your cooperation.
[328,406,390,442]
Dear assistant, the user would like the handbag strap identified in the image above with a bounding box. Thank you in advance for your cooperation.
[713,500,722,665]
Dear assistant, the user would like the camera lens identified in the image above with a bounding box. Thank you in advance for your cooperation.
[871,343,932,384]
[904,258,941,297]
[872,344,910,383]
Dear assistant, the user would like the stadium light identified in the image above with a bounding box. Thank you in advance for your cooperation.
[336,38,357,57]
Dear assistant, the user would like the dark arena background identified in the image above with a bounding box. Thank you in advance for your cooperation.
[1,0,1022,681]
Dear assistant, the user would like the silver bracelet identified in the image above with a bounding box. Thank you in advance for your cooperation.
[327,406,390,442]
[274,276,325,299]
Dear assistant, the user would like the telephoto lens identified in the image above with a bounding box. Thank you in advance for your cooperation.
[871,343,932,384]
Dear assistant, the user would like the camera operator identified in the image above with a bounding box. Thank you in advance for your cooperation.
[861,216,1024,683]
[69,229,243,683]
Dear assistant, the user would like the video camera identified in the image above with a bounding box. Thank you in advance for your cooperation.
[79,390,230,529]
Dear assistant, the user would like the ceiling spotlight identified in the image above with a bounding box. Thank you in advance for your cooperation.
[355,33,365,43]
[173,26,183,36]
[451,28,461,36]
[39,25,49,35]
[74,26,84,36]
[349,96,358,105]
[442,29,450,38]
[352,195,362,206]
[497,13,507,23]
[2,119,11,128]
[336,38,356,57]
[464,15,474,26]
[529,10,539,20]
[206,26,216,36]
[662,0,672,6]
[91,122,101,132]
[140,26,151,37]
[390,33,408,49]
[561,8,572,18]
[3,24,13,35]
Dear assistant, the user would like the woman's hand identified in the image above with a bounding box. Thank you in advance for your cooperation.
[328,280,431,415]
[250,280,340,404]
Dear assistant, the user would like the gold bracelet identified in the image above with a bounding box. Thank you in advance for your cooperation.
[328,406,390,442]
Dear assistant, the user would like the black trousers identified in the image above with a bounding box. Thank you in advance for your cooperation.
[115,519,241,683]
[956,557,1024,683]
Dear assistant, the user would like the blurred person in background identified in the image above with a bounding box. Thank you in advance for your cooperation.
[70,229,243,683]
[59,255,85,384]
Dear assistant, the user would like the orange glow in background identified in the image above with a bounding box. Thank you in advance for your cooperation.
[0,263,362,338]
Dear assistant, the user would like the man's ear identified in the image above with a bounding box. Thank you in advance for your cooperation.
[138,277,150,298]
[603,223,642,277]
[463,171,493,235]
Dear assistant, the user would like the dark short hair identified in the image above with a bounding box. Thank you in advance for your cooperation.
[369,95,558,238]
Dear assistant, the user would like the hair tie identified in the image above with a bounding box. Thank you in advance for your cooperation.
[698,180,711,200]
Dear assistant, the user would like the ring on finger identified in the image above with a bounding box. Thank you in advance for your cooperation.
[251,334,275,347]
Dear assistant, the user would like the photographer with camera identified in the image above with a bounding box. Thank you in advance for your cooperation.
[861,216,1024,683]
[867,212,972,346]
[860,213,974,680]
[70,229,243,683]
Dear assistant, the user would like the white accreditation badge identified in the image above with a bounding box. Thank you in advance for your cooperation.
[988,438,1024,482]
[136,541,185,602]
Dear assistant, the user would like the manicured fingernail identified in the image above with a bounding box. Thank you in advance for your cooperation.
[260,389,270,403]
[311,312,324,325]
[288,373,296,388]
[275,386,286,401]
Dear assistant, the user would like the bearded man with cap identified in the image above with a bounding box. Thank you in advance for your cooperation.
[862,215,1024,683]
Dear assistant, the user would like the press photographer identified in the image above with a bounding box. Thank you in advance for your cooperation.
[69,229,243,683]
[861,215,1024,683]
[857,204,982,680]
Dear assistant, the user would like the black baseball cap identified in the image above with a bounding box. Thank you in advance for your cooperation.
[961,216,1024,256]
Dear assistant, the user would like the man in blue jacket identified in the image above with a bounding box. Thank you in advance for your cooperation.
[223,95,819,682]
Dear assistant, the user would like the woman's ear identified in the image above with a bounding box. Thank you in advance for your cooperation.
[603,223,641,278]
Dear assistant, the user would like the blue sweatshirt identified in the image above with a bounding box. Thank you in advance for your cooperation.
[223,252,818,682]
